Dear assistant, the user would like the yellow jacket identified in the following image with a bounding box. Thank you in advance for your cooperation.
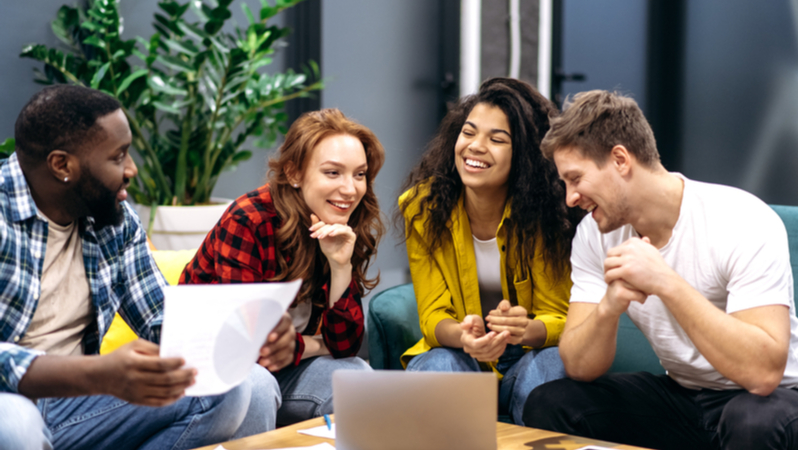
[399,183,571,375]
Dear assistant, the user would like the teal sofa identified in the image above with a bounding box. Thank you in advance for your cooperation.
[368,205,798,372]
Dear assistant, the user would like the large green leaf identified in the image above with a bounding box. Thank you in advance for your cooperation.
[163,37,199,56]
[0,138,15,158]
[156,54,195,72]
[153,100,182,114]
[83,35,106,50]
[90,61,111,88]
[117,69,149,94]
[148,75,188,95]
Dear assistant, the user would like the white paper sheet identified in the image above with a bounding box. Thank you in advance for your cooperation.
[297,424,336,440]
[160,280,302,396]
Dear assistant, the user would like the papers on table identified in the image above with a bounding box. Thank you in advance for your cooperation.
[160,280,302,396]
[298,423,336,440]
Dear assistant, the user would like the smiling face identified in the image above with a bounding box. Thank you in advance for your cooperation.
[74,109,136,228]
[554,146,629,233]
[454,103,513,196]
[297,133,368,225]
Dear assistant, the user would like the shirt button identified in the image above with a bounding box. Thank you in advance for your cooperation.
[13,336,19,342]
[33,292,39,300]
[34,252,41,259]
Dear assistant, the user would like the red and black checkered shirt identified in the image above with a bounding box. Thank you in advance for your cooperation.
[180,184,365,367]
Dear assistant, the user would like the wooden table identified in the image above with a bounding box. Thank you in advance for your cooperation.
[194,416,651,450]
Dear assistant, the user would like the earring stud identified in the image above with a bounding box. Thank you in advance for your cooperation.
[293,184,299,188]
[63,177,69,182]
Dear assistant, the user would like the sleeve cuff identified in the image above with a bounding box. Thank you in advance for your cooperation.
[421,311,458,348]
[292,332,305,367]
[536,314,566,348]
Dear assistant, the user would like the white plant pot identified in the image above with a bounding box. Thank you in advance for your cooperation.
[131,198,233,251]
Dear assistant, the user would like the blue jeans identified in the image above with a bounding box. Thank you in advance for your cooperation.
[0,364,280,450]
[406,345,565,425]
[273,355,371,426]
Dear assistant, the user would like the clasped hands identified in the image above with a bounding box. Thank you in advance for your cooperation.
[460,300,529,362]
[602,236,676,316]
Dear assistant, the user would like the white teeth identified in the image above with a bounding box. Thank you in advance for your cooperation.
[465,158,489,169]
[330,201,350,209]
[587,204,597,212]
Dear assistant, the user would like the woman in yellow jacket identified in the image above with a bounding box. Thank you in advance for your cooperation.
[398,78,583,424]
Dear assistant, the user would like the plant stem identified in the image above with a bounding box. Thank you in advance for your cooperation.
[173,83,195,205]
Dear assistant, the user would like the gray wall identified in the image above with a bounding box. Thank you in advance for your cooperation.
[560,0,649,113]
[681,0,797,205]
[320,1,450,295]
[558,0,797,206]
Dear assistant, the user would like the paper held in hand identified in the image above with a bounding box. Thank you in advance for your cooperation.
[159,280,302,396]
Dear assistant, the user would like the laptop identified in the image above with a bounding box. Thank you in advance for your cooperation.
[332,370,497,450]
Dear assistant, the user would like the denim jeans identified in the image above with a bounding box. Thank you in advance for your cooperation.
[0,364,280,450]
[406,345,566,425]
[273,355,371,426]
[523,372,799,450]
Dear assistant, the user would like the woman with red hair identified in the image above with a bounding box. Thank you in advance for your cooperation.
[181,108,384,426]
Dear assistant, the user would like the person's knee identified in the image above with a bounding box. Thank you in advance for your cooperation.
[212,372,253,428]
[231,366,282,438]
[718,389,798,449]
[0,394,51,450]
[249,364,281,410]
[406,348,477,372]
[519,347,567,382]
[341,356,371,371]
[522,378,579,429]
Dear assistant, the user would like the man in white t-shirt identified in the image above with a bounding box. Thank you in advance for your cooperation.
[522,90,797,450]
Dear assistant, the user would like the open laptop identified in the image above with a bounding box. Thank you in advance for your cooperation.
[332,370,497,450]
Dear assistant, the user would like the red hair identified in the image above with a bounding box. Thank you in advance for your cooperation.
[267,109,385,305]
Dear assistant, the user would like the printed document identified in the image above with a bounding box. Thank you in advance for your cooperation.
[160,280,302,396]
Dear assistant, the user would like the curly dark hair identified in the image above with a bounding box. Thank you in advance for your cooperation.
[398,77,583,279]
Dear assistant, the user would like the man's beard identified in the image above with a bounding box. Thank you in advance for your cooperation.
[595,188,630,234]
[77,172,125,229]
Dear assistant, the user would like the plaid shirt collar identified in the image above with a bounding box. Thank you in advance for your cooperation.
[4,153,38,223]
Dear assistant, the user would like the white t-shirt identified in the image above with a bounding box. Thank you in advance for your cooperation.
[473,235,503,315]
[570,174,798,390]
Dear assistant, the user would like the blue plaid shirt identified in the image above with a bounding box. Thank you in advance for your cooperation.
[0,153,167,393]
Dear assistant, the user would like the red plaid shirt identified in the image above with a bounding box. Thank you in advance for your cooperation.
[180,184,365,367]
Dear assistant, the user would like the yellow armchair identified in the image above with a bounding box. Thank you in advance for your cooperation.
[99,249,197,354]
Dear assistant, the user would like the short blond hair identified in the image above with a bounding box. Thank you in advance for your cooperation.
[541,90,659,167]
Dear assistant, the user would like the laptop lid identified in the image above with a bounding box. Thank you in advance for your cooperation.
[333,370,497,450]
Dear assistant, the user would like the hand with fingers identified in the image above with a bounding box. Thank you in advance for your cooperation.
[309,214,356,269]
[258,312,296,372]
[460,314,510,362]
[603,236,676,297]
[485,300,529,345]
[95,339,196,407]
[600,279,649,318]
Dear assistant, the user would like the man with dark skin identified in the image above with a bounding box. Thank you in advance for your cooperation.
[0,85,294,449]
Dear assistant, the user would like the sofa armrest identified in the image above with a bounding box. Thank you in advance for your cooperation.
[367,284,422,370]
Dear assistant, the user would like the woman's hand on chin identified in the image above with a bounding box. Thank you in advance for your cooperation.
[309,213,356,269]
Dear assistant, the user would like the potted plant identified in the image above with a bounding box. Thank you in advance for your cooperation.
[17,0,323,249]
